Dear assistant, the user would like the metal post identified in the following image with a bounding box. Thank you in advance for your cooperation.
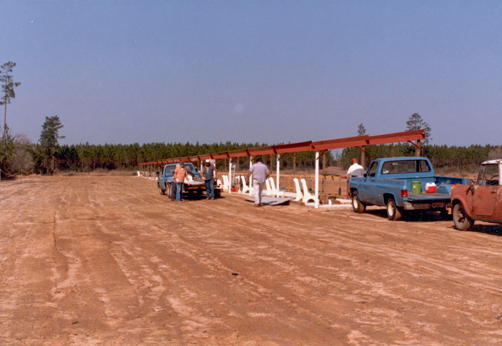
[293,153,296,175]
[315,151,319,209]
[228,158,232,194]
[249,156,253,196]
[276,154,280,197]
[323,151,326,173]
[361,146,366,169]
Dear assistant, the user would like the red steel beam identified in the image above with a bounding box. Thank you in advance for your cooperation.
[137,131,425,166]
[312,135,370,151]
[367,129,425,145]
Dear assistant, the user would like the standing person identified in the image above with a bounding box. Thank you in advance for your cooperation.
[347,158,364,179]
[202,159,217,199]
[170,164,178,201]
[174,162,188,202]
[346,158,364,199]
[247,157,270,207]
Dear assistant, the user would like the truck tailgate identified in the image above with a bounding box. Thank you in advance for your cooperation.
[407,193,451,202]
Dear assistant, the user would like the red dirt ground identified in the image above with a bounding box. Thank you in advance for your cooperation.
[1,175,502,345]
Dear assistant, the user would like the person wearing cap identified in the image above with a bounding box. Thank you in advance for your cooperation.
[247,157,270,207]
[202,159,217,199]
[174,162,188,201]
[347,158,364,180]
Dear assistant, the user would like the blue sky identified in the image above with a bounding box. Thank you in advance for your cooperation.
[2,1,501,147]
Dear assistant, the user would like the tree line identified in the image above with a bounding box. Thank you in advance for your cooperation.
[1,112,498,176]
[1,136,336,175]
[4,127,500,176]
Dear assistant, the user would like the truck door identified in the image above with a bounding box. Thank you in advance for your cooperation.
[472,164,499,217]
[358,162,379,204]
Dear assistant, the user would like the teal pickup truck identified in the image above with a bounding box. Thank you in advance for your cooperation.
[156,162,209,200]
[348,157,469,221]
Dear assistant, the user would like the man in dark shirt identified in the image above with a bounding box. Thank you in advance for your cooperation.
[202,160,217,199]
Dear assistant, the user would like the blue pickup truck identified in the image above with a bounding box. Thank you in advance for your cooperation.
[348,157,469,220]
[156,162,215,199]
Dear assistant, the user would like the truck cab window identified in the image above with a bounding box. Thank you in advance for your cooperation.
[477,165,498,186]
[368,163,378,177]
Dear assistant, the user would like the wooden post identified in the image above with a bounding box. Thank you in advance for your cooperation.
[416,140,421,157]
[293,153,296,175]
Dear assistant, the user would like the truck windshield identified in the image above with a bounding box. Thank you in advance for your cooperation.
[477,165,499,186]
[381,160,431,175]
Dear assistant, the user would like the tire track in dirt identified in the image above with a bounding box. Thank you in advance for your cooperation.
[3,176,502,345]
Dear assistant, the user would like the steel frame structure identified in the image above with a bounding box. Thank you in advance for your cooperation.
[139,130,425,208]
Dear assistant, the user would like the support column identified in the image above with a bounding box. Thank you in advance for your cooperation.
[416,140,421,157]
[249,156,253,196]
[315,151,320,209]
[228,158,232,193]
[293,153,296,175]
[276,154,280,197]
[323,151,326,173]
[361,146,366,169]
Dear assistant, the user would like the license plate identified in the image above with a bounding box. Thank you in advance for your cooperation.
[432,202,445,208]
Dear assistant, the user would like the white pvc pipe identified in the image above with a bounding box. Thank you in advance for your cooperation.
[315,151,319,209]
[249,156,253,196]
[228,158,232,194]
[276,154,280,197]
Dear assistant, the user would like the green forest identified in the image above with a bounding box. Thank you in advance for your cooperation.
[0,114,500,176]
[2,127,501,176]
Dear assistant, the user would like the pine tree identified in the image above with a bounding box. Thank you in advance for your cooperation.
[406,113,432,144]
[39,115,65,173]
[357,123,367,136]
[0,61,21,170]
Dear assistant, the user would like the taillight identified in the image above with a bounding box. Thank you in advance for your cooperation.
[401,190,408,197]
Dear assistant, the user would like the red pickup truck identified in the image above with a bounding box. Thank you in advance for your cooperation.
[451,159,502,231]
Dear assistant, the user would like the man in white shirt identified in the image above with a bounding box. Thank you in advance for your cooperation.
[347,158,364,179]
[247,157,270,207]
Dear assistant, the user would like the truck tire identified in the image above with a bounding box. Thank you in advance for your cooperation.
[453,203,474,231]
[166,184,172,200]
[158,183,166,195]
[386,198,403,221]
[351,191,366,213]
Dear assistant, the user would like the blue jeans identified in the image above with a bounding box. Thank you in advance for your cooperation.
[176,182,184,201]
[205,179,215,199]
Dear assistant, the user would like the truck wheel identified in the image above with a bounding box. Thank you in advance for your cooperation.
[166,184,172,198]
[386,198,403,221]
[453,203,474,231]
[158,183,166,195]
[351,191,366,213]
